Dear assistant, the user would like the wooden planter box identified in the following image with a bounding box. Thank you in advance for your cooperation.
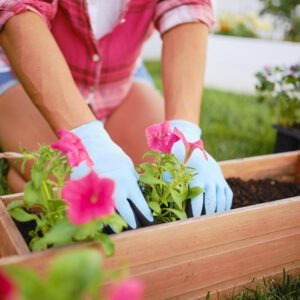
[0,151,299,299]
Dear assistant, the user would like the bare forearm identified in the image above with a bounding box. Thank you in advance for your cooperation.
[0,12,95,131]
[162,23,208,124]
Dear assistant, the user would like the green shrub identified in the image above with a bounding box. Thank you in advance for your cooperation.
[255,63,300,127]
[259,0,300,42]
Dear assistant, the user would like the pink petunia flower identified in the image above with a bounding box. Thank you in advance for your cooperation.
[173,128,208,163]
[51,130,93,167]
[62,170,115,225]
[0,269,16,300]
[107,278,145,300]
[146,121,180,154]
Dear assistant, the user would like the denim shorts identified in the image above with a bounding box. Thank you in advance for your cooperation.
[0,62,154,96]
[132,61,155,87]
[0,71,18,95]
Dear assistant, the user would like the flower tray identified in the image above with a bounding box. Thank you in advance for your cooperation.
[0,151,299,299]
[273,124,300,153]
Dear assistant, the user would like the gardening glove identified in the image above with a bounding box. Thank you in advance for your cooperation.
[170,120,233,216]
[71,120,153,229]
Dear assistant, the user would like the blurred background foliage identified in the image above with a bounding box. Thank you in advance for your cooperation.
[259,0,300,42]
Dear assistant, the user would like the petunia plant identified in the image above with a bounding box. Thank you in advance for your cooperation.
[136,121,205,223]
[0,248,144,300]
[255,63,300,127]
[3,130,127,256]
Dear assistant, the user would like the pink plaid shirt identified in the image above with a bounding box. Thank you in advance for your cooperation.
[0,0,215,120]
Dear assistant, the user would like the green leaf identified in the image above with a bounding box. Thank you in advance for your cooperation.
[142,150,157,159]
[47,249,103,300]
[31,163,45,189]
[136,162,156,175]
[6,199,24,211]
[170,189,186,204]
[165,208,187,220]
[23,181,43,208]
[139,174,167,186]
[6,266,48,300]
[31,218,76,251]
[41,181,55,201]
[95,232,115,256]
[103,213,128,233]
[9,207,38,222]
[30,236,48,251]
[148,201,161,214]
[188,186,204,199]
[47,199,66,212]
[150,188,160,202]
[73,221,99,240]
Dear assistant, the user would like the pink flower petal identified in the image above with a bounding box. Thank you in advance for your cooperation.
[192,140,208,160]
[173,128,208,162]
[107,278,145,300]
[173,128,188,148]
[146,121,179,154]
[62,171,116,225]
[51,130,93,167]
[0,269,16,300]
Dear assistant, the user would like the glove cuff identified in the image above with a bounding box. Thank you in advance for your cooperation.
[169,120,202,142]
[72,120,104,139]
[71,120,133,174]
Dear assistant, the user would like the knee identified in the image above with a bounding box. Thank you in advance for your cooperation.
[130,81,165,122]
[7,167,26,194]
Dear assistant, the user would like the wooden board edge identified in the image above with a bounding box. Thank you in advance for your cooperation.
[0,201,29,257]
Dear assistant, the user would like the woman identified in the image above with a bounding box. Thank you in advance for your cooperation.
[0,0,232,228]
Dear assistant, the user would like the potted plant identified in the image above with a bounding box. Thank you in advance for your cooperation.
[255,62,300,152]
[0,141,127,256]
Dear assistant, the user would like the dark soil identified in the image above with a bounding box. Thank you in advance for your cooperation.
[13,178,300,247]
[227,177,300,209]
[14,219,36,246]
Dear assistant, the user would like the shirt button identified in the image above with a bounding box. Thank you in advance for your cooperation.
[92,54,100,62]
[120,18,126,24]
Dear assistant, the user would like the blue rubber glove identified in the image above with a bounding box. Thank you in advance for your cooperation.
[71,120,153,229]
[170,120,233,215]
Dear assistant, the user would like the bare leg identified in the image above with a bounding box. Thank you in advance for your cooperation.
[105,81,165,165]
[0,82,164,192]
[7,167,26,194]
[0,84,58,191]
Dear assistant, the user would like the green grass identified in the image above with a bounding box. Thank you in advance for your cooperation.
[206,269,300,299]
[145,60,276,161]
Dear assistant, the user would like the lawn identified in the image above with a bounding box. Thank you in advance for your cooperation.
[145,60,276,161]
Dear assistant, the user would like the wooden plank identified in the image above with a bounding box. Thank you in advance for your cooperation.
[0,192,24,206]
[0,197,299,300]
[137,234,300,299]
[0,201,29,257]
[220,151,299,182]
[3,155,300,262]
[107,197,300,268]
[167,262,300,300]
